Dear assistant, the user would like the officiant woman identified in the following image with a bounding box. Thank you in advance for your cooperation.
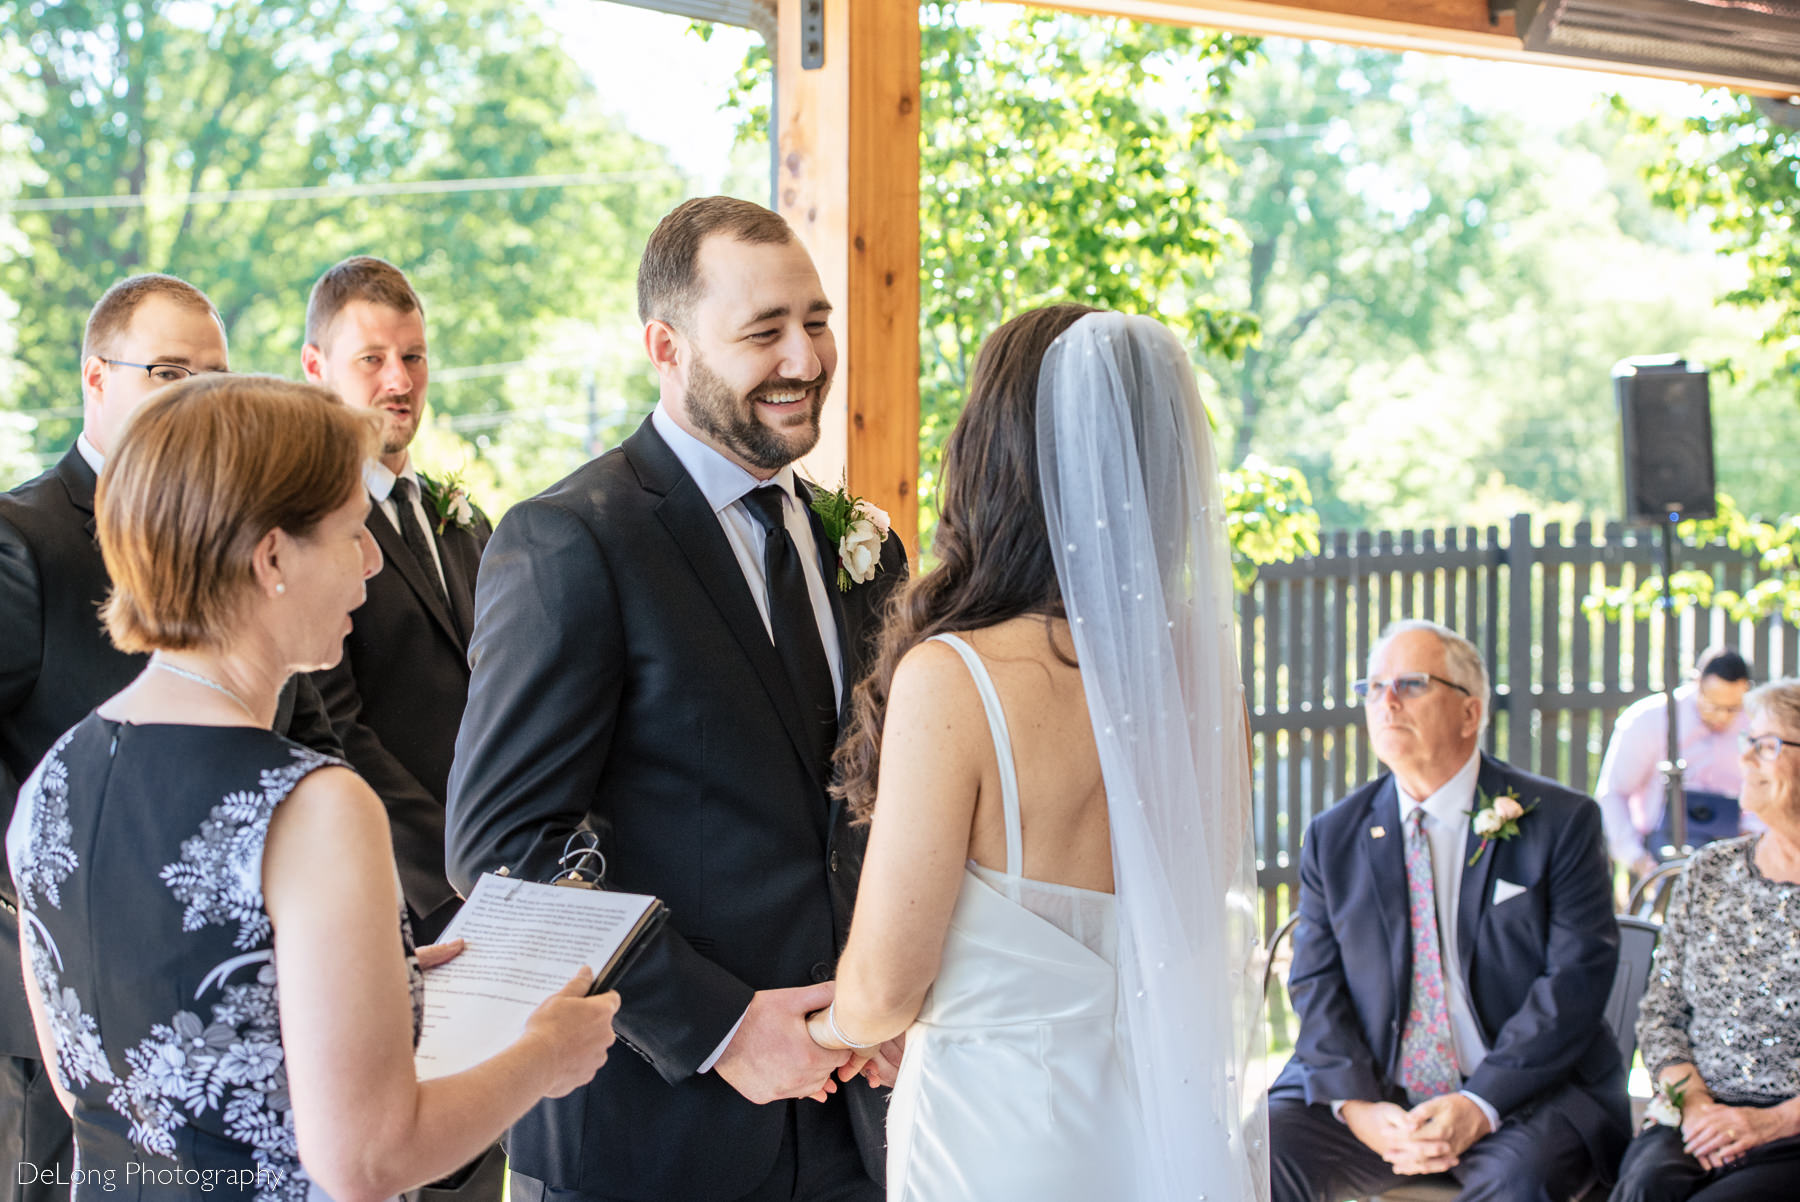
[5,374,618,1201]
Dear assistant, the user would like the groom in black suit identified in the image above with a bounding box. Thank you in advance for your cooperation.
[1268,619,1630,1202]
[0,274,341,1200]
[447,197,906,1202]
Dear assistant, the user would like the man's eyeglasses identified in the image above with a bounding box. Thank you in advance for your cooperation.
[1738,732,1800,763]
[1350,673,1472,706]
[100,359,211,384]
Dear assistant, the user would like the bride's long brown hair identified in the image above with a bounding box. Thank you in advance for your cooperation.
[835,303,1097,821]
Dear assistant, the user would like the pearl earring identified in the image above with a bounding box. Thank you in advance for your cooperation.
[275,583,286,595]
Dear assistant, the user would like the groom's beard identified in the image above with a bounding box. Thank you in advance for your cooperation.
[683,353,828,473]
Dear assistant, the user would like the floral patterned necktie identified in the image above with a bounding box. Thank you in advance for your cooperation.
[1398,806,1461,1104]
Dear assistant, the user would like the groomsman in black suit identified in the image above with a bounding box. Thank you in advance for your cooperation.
[300,256,500,1202]
[301,256,491,942]
[447,197,907,1202]
[1268,619,1631,1202]
[0,274,341,1200]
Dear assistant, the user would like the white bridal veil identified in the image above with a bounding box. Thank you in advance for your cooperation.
[1037,312,1268,1201]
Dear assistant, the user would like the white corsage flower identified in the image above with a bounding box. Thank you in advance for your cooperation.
[1472,807,1506,838]
[1646,1073,1692,1128]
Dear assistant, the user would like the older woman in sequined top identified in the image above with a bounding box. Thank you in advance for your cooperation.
[1609,677,1800,1202]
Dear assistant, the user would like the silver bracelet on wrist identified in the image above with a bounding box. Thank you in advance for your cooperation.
[826,1001,878,1050]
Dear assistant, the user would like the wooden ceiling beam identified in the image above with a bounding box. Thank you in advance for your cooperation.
[1015,0,1795,95]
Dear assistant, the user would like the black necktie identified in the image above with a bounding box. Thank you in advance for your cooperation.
[741,485,838,764]
[392,477,450,610]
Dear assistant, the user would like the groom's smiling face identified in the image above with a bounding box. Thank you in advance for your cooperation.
[667,233,837,476]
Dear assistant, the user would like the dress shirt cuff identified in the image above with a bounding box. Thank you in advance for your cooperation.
[1459,1089,1500,1134]
[698,1007,750,1074]
[1330,1100,1349,1123]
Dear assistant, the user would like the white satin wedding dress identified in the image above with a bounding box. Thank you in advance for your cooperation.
[884,633,1140,1201]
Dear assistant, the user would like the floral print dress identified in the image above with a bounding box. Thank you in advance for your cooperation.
[6,716,424,1200]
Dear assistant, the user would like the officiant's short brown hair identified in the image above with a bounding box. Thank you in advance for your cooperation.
[637,196,794,331]
[96,374,380,652]
[305,255,424,350]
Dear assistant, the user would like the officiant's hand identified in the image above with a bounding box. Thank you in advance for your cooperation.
[414,938,465,970]
[520,968,622,1098]
[715,982,851,1105]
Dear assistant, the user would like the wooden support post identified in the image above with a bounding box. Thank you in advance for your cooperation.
[776,0,921,550]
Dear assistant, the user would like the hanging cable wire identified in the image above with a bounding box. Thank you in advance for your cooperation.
[0,169,682,214]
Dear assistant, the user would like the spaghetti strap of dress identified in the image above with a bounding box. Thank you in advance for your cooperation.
[927,633,1023,879]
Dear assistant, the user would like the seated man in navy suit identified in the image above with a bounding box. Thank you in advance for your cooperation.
[1269,619,1630,1202]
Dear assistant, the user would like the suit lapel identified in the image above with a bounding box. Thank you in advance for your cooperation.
[797,479,854,715]
[1359,777,1412,1016]
[366,507,462,647]
[437,526,479,646]
[626,422,826,793]
[55,448,98,540]
[1455,754,1506,988]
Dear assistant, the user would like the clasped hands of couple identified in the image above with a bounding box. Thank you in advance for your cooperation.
[712,983,903,1106]
[1341,1094,1494,1175]
[417,945,900,1107]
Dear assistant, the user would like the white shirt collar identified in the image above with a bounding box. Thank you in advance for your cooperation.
[1396,748,1483,827]
[363,457,419,506]
[652,404,797,514]
[75,432,104,475]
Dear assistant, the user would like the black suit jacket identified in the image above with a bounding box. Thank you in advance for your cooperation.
[1270,753,1631,1174]
[311,480,489,925]
[0,448,341,1060]
[446,418,907,1201]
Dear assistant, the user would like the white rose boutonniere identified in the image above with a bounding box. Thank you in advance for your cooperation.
[420,470,478,536]
[808,479,891,591]
[1465,787,1535,865]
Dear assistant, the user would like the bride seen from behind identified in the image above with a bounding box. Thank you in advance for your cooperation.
[809,306,1269,1201]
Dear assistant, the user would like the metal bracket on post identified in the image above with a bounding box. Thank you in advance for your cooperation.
[801,0,824,70]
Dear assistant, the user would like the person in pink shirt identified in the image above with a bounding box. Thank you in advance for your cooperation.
[1594,647,1759,877]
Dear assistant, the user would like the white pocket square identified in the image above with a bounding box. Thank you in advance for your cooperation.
[1492,879,1528,906]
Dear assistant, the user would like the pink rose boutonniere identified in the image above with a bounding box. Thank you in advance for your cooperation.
[1466,786,1536,865]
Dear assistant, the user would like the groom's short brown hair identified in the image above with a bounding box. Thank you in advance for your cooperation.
[637,196,795,332]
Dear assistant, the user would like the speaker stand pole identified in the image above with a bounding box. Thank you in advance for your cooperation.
[1657,514,1688,859]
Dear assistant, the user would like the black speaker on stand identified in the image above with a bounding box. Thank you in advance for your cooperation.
[1614,356,1717,860]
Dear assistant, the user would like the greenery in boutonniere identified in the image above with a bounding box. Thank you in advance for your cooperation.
[420,470,477,535]
[1465,785,1536,866]
[808,478,892,591]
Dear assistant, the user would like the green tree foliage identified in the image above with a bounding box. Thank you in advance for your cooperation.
[1213,44,1539,467]
[1,0,681,490]
[1635,94,1800,377]
[913,2,1259,534]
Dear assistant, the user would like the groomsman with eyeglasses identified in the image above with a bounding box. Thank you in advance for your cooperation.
[1268,618,1630,1202]
[0,273,342,1200]
[300,256,499,1202]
